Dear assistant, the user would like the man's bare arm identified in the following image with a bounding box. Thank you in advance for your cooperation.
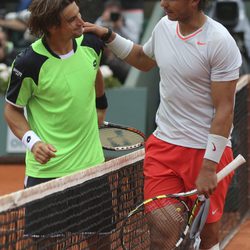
[0,19,27,32]
[196,79,238,195]
[83,22,156,71]
[95,69,107,126]
[4,102,56,164]
[4,102,29,139]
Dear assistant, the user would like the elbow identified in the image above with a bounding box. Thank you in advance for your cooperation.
[4,102,24,123]
[135,63,154,72]
[140,66,152,72]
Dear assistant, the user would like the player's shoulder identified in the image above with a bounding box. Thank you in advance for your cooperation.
[154,16,177,33]
[13,39,48,81]
[205,16,234,42]
[15,39,48,66]
[77,33,104,56]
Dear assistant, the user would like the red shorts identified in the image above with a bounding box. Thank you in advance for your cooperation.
[144,134,234,223]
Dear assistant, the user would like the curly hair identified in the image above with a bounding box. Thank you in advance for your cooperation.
[28,0,79,37]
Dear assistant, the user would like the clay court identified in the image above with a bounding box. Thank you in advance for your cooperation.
[0,163,249,249]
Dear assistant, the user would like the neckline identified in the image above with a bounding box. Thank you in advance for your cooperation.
[42,37,77,59]
[59,49,74,59]
[176,16,207,41]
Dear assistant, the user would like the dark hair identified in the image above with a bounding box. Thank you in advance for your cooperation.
[28,0,78,37]
[198,0,208,11]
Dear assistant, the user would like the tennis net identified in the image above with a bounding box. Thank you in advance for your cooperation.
[0,76,249,250]
[0,149,145,250]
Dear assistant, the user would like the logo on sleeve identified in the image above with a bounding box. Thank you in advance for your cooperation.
[93,59,97,68]
[27,136,31,143]
[13,68,23,78]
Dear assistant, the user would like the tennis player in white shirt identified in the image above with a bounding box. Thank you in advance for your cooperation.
[83,0,242,249]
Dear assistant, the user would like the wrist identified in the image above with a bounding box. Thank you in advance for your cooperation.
[22,130,41,151]
[96,93,108,109]
[204,134,228,163]
[106,33,133,59]
[101,27,113,43]
[202,159,217,171]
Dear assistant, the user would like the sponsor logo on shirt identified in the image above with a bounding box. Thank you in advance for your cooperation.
[13,68,23,77]
[93,59,97,68]
[197,41,206,46]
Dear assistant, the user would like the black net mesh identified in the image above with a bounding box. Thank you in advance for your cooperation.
[0,152,144,250]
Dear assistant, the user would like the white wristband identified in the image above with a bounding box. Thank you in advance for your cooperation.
[22,130,41,151]
[106,34,134,59]
[204,134,228,163]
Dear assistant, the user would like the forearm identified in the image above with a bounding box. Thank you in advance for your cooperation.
[82,23,156,71]
[198,108,234,193]
[201,107,234,173]
[0,19,27,31]
[203,80,237,165]
[106,32,155,71]
[95,69,107,125]
[4,103,30,140]
[210,107,234,137]
[95,69,105,97]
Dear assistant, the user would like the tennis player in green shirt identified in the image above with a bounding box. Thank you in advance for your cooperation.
[4,0,113,249]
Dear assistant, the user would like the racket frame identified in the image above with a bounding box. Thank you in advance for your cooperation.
[99,121,146,151]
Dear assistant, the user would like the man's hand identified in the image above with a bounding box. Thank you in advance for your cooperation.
[31,141,57,164]
[83,22,110,39]
[195,159,218,197]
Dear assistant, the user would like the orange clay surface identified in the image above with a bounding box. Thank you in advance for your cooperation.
[0,164,25,196]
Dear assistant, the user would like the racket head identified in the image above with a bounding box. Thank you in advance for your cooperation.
[120,196,190,250]
[99,122,146,151]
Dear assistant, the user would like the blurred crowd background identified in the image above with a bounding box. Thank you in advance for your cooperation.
[0,0,147,84]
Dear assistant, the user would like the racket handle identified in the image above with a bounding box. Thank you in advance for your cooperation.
[217,154,246,182]
[173,154,246,197]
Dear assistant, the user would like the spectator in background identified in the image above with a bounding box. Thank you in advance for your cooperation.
[120,0,144,43]
[0,9,29,32]
[96,0,136,42]
[95,0,134,83]
[0,5,35,48]
[0,28,18,66]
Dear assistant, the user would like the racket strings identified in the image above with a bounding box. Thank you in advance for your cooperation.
[121,198,189,250]
[147,199,188,250]
[100,128,145,147]
[122,211,150,250]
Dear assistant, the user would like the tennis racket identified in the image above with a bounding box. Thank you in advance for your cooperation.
[120,154,246,250]
[99,121,146,151]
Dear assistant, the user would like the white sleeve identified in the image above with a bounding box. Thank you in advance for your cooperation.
[209,33,242,82]
[143,37,155,59]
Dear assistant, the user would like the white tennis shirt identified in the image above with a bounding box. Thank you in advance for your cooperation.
[143,16,242,149]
